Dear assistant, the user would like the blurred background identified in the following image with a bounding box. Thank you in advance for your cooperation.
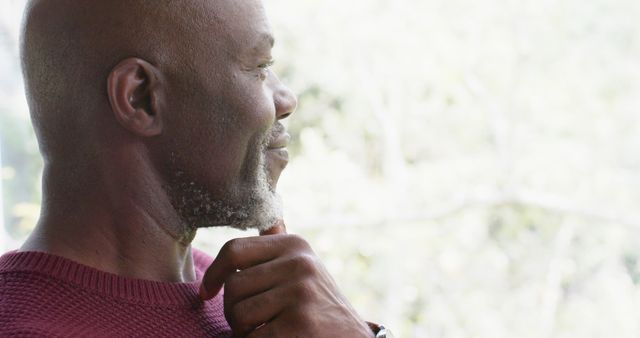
[2,0,640,337]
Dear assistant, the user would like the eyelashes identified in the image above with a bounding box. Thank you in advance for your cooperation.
[257,60,275,80]
[258,60,275,69]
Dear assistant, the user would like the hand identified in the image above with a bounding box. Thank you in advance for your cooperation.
[199,221,373,338]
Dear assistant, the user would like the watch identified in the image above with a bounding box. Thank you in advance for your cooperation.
[367,321,395,338]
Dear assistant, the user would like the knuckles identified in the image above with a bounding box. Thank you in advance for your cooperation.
[218,233,365,337]
[291,279,316,303]
[219,234,363,337]
[289,253,319,277]
[230,303,253,333]
[286,234,313,252]
[220,238,245,267]
[221,238,242,257]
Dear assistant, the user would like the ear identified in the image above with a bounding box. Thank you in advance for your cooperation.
[107,58,164,137]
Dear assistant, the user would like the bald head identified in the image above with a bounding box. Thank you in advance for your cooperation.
[21,0,296,232]
[21,0,211,160]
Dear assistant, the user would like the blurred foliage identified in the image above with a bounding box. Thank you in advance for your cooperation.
[3,0,640,337]
[0,0,42,245]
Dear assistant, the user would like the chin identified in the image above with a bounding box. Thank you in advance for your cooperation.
[266,157,288,189]
[230,191,283,231]
[196,194,282,232]
[169,135,285,231]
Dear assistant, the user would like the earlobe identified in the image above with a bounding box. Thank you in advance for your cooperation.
[107,58,164,137]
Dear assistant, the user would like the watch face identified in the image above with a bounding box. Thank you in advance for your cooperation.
[376,326,395,338]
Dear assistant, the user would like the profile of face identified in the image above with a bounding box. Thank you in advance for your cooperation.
[155,0,297,231]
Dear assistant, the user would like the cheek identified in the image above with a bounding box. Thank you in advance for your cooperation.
[221,84,275,167]
[222,76,276,149]
[186,79,274,190]
[158,66,276,192]
[228,76,276,128]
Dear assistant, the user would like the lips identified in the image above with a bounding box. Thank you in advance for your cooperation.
[266,132,290,169]
[264,127,290,188]
[267,133,291,150]
[267,134,290,162]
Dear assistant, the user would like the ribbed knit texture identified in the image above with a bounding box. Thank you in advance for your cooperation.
[0,248,231,337]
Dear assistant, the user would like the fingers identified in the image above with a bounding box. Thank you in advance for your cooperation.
[223,258,281,306]
[202,219,287,299]
[225,255,328,335]
[245,310,299,338]
[228,277,324,337]
[200,237,280,300]
[223,252,318,306]
[246,321,280,338]
[200,232,309,300]
[225,285,292,336]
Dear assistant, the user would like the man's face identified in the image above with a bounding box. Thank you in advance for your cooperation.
[155,0,297,231]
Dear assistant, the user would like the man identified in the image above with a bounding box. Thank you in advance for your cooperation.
[0,0,389,337]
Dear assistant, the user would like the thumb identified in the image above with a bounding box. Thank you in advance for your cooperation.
[200,220,288,300]
[259,219,287,236]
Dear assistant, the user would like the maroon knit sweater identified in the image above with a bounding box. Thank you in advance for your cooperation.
[0,249,231,337]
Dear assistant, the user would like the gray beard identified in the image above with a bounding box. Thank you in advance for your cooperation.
[165,140,283,232]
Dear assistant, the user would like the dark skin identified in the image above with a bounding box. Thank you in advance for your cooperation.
[19,0,373,337]
[203,222,372,337]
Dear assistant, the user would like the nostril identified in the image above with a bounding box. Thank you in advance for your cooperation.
[278,112,292,120]
[274,87,297,119]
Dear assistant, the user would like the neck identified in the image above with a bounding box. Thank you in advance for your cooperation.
[21,144,197,283]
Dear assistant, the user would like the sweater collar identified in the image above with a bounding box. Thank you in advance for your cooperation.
[0,249,216,306]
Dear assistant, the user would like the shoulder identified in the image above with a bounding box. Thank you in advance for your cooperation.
[0,269,64,337]
[0,317,64,338]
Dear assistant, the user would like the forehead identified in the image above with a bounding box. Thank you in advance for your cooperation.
[203,0,273,54]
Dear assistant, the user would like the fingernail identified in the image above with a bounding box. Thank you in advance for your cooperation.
[259,220,286,236]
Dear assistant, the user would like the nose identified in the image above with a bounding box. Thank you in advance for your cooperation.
[271,74,298,120]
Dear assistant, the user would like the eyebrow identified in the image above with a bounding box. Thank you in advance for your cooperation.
[255,32,275,50]
[248,32,275,59]
[263,32,275,48]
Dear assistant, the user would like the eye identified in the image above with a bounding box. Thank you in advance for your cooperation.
[257,60,274,80]
[258,60,275,69]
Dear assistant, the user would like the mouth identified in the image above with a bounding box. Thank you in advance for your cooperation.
[266,132,290,166]
[267,133,291,150]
